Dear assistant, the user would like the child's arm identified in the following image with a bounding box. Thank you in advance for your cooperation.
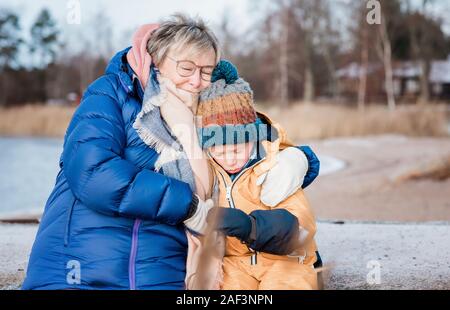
[207,207,301,255]
[239,190,316,256]
[270,189,317,249]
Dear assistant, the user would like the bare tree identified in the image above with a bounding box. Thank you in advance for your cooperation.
[405,0,449,104]
[376,13,396,111]
[358,18,369,111]
[317,0,341,99]
[292,0,317,104]
[279,1,290,106]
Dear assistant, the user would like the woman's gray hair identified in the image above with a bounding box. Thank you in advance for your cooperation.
[147,14,221,66]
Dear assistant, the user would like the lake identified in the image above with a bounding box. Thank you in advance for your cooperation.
[0,137,345,217]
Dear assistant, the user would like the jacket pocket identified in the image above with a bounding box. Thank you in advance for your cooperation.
[64,198,77,247]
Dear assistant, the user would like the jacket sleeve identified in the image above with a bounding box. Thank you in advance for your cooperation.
[297,145,320,189]
[62,78,193,225]
[275,189,317,247]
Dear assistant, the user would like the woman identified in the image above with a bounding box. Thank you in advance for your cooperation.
[22,15,319,290]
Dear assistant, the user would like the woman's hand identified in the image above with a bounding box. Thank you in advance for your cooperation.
[184,196,215,235]
[256,147,310,207]
[158,76,211,200]
[158,77,196,135]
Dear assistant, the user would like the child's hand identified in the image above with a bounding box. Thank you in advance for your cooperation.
[206,207,253,242]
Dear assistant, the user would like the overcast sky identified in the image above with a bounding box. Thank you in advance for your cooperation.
[3,0,258,54]
[2,0,449,63]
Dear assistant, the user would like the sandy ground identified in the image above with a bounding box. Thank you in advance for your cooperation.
[317,221,450,289]
[2,221,449,290]
[306,135,450,222]
[1,134,449,289]
[0,224,37,290]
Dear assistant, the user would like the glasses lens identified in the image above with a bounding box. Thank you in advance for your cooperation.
[200,67,214,81]
[177,61,196,77]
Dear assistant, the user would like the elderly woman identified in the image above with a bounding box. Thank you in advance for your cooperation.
[22,15,319,290]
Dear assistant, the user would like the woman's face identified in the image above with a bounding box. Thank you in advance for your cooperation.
[157,47,216,94]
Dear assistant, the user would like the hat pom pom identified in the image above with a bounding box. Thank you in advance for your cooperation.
[211,60,239,84]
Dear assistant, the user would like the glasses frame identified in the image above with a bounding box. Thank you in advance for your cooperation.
[166,55,215,82]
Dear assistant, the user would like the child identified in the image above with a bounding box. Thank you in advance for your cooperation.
[196,75,319,290]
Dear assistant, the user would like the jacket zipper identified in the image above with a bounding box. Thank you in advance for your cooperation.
[218,165,261,265]
[64,198,77,247]
[214,154,266,265]
[218,156,265,210]
[129,219,141,290]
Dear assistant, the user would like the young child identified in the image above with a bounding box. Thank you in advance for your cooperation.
[196,75,320,290]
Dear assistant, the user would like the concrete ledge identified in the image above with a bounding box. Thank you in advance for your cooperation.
[316,221,450,289]
[1,221,449,290]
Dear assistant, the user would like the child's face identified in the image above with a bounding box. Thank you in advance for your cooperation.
[209,142,254,174]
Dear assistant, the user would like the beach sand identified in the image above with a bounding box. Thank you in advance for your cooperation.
[2,134,449,289]
[306,135,450,222]
[2,221,449,290]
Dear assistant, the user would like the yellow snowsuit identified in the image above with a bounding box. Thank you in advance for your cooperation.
[208,115,319,290]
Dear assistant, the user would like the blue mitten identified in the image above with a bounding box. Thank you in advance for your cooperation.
[247,209,300,255]
[207,207,252,241]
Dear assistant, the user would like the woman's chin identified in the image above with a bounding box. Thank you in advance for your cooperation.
[182,89,200,95]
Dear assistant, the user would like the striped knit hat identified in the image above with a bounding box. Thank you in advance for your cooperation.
[196,60,267,149]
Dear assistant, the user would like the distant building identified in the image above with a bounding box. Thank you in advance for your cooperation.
[335,62,384,102]
[393,55,450,101]
[336,55,450,102]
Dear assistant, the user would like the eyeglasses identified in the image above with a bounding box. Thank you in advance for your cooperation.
[166,55,215,82]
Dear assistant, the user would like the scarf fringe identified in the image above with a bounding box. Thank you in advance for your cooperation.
[133,85,186,172]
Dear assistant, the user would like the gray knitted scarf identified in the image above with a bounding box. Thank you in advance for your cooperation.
[133,68,196,192]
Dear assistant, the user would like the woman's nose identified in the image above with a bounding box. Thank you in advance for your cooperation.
[189,69,202,89]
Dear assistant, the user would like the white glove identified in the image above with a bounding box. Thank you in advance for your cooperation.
[184,197,214,235]
[257,147,309,207]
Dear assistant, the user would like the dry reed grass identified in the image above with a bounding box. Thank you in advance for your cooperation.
[0,103,448,139]
[257,102,449,141]
[0,104,75,137]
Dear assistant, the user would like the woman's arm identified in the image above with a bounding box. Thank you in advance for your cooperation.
[158,77,212,200]
[62,77,195,224]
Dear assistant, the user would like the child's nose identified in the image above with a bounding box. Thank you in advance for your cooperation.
[225,155,236,166]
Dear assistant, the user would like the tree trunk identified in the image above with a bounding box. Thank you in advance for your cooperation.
[279,8,289,107]
[407,3,429,105]
[379,16,396,111]
[384,44,396,111]
[302,30,315,104]
[358,22,368,111]
[418,59,431,104]
[303,62,314,103]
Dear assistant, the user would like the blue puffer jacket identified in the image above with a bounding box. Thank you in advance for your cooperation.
[23,48,320,290]
[22,48,194,290]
